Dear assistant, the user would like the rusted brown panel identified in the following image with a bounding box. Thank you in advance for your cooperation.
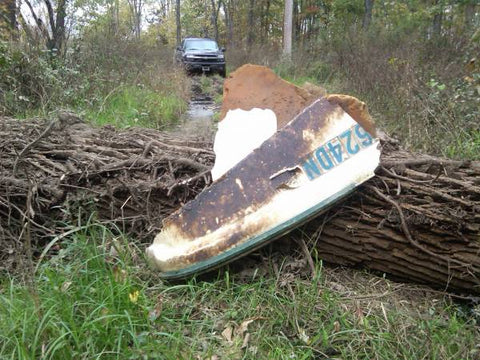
[326,94,376,137]
[163,98,343,240]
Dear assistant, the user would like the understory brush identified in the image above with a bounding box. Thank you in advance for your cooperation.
[274,27,480,160]
[1,224,478,359]
[0,40,189,129]
[85,85,187,129]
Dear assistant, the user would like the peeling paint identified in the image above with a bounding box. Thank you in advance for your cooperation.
[146,98,381,276]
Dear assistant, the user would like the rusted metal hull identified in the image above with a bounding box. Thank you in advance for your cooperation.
[146,98,381,278]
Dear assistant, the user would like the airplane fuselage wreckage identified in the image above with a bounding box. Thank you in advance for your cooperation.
[146,65,380,279]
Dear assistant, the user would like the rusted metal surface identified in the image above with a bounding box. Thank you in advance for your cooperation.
[147,98,380,276]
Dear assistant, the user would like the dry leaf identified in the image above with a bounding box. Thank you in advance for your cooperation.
[61,281,72,292]
[235,319,255,337]
[241,333,251,349]
[354,301,364,323]
[221,325,233,343]
[298,328,310,344]
[148,305,162,321]
[333,320,341,332]
[113,266,127,283]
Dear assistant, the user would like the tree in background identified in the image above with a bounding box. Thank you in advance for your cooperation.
[176,0,180,44]
[283,0,293,59]
[127,0,143,38]
[362,0,374,29]
[0,0,17,39]
[21,0,68,53]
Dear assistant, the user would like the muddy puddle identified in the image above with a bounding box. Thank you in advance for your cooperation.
[174,77,222,138]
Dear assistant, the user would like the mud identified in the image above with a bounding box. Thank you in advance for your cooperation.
[220,64,376,136]
[174,76,223,138]
[220,64,324,127]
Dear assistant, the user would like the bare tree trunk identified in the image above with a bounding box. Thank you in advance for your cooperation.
[362,0,374,29]
[247,0,255,51]
[127,0,142,38]
[2,117,480,293]
[283,0,293,60]
[263,0,271,44]
[223,0,234,47]
[306,140,480,294]
[23,0,68,53]
[432,0,443,38]
[54,0,67,51]
[114,0,120,36]
[464,1,476,31]
[176,0,181,45]
[0,0,17,38]
[210,0,221,42]
[202,0,208,37]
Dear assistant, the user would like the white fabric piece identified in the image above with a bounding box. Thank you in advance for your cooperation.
[211,108,277,181]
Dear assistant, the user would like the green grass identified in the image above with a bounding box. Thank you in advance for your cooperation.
[1,224,479,359]
[83,85,187,129]
[444,130,480,160]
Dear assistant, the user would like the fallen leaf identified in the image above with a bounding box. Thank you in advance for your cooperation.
[61,281,72,292]
[333,320,340,332]
[298,328,310,344]
[241,332,251,349]
[354,301,364,323]
[235,319,255,337]
[113,266,127,283]
[221,325,233,343]
[148,305,162,321]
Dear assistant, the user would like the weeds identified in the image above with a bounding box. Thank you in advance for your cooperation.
[270,27,480,160]
[84,85,187,129]
[0,40,190,129]
[1,224,478,359]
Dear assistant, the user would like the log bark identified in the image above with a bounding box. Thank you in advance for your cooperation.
[1,116,479,294]
[306,137,480,293]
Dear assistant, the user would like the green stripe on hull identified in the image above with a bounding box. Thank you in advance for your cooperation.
[160,183,358,279]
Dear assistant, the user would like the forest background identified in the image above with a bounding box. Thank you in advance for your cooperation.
[0,0,479,157]
[1,1,480,359]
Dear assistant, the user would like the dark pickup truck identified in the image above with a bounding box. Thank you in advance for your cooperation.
[175,38,226,77]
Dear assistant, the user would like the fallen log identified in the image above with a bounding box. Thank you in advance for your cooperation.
[305,137,480,293]
[219,65,480,293]
[0,115,214,272]
[1,115,479,293]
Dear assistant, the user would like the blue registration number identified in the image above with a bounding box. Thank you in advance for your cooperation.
[301,124,373,181]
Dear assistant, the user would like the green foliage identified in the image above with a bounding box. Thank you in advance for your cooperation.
[0,224,479,359]
[332,0,364,17]
[85,85,186,129]
[0,42,81,116]
[0,35,189,127]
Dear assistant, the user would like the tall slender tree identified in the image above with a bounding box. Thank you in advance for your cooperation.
[176,0,181,44]
[222,0,234,47]
[432,0,444,37]
[283,0,293,59]
[247,0,255,51]
[362,0,374,29]
[211,0,222,41]
[463,0,477,31]
[0,0,17,38]
[127,0,142,38]
[22,0,68,52]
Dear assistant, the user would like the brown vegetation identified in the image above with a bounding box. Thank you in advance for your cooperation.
[0,115,213,272]
[1,114,479,294]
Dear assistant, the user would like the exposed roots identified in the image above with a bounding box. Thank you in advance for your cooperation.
[1,116,480,294]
